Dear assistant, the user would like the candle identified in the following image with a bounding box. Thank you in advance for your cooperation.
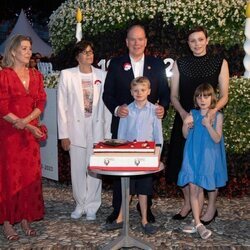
[76,8,82,23]
[76,8,83,42]
[246,1,250,18]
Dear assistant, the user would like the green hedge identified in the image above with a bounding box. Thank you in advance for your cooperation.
[163,77,250,155]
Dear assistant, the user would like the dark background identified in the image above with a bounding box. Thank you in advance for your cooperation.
[0,0,65,43]
[0,0,64,21]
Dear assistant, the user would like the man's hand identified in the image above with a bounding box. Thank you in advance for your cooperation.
[155,104,164,119]
[117,104,129,118]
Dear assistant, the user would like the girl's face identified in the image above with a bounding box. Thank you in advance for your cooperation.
[77,45,94,66]
[13,40,32,65]
[188,31,209,57]
[196,93,212,110]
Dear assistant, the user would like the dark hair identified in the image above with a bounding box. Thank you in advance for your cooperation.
[73,40,94,59]
[194,83,217,109]
[187,26,208,40]
[127,24,147,38]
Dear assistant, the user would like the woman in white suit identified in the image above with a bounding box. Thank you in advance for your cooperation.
[57,40,111,220]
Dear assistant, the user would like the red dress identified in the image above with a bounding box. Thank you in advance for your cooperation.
[0,68,46,224]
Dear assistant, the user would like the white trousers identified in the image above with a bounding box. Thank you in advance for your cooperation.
[69,117,101,215]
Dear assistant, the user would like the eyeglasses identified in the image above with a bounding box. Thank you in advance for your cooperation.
[195,94,211,99]
[81,50,94,56]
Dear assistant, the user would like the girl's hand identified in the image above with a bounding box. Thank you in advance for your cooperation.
[183,113,194,128]
[202,115,212,128]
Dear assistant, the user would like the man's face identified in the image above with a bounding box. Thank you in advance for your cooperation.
[126,26,147,60]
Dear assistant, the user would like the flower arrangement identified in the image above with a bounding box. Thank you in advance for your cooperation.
[43,71,60,88]
[48,0,246,54]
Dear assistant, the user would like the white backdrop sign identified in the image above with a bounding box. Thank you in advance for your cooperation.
[40,88,58,180]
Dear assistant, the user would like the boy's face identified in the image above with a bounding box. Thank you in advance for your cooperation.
[130,84,151,102]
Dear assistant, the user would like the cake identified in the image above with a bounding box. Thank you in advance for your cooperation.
[89,140,160,171]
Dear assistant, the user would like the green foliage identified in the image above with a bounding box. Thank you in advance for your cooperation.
[223,77,250,154]
[163,77,250,155]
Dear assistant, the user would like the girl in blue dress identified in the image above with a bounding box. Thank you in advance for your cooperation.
[178,83,227,239]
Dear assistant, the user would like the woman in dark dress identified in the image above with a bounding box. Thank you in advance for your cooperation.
[167,27,229,224]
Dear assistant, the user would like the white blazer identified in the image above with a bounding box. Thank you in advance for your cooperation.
[57,66,112,147]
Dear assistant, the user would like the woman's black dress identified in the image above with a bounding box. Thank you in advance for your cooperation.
[166,53,224,183]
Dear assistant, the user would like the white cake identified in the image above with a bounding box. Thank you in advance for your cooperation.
[89,144,160,171]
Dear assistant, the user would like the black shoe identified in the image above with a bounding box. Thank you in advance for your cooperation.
[136,203,155,223]
[106,211,118,224]
[147,208,155,223]
[200,210,218,225]
[141,223,157,235]
[105,221,123,231]
[172,209,191,220]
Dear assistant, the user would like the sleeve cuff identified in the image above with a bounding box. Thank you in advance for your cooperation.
[114,106,119,117]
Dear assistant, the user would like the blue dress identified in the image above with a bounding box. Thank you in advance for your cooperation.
[177,109,228,191]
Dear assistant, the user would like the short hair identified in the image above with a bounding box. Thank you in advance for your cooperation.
[194,83,217,109]
[2,34,32,68]
[73,40,94,59]
[130,76,151,89]
[127,24,146,39]
[187,26,208,40]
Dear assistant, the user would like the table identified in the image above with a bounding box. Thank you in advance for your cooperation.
[89,163,164,250]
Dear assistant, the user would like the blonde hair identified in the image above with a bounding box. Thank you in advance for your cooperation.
[194,83,217,109]
[2,34,32,68]
[130,76,151,89]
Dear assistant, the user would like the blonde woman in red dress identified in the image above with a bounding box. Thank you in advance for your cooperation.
[0,35,46,240]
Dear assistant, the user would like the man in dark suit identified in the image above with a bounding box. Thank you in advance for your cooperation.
[103,24,170,225]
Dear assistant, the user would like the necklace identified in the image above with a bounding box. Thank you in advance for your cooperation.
[22,80,26,84]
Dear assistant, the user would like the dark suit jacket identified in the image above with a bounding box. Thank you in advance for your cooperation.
[103,54,170,138]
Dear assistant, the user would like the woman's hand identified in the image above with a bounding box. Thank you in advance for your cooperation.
[26,125,44,139]
[61,138,71,151]
[13,118,28,130]
[180,110,190,122]
[183,113,194,128]
[202,115,212,128]
[207,108,217,118]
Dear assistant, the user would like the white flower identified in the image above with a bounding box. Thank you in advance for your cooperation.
[48,0,246,53]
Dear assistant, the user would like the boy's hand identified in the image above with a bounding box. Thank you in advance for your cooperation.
[155,104,164,119]
[117,104,129,118]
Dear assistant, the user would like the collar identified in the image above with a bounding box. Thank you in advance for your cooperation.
[129,54,145,64]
